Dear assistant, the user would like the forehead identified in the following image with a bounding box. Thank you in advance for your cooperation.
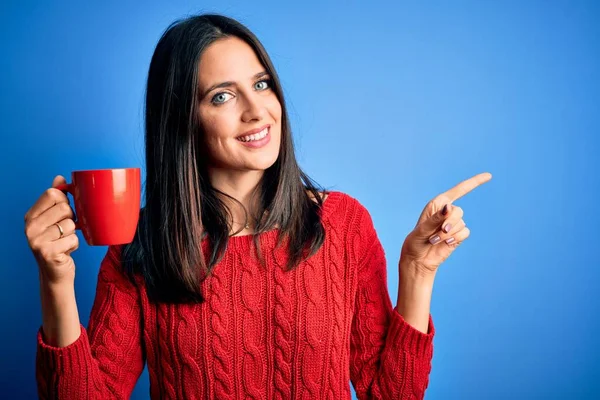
[197,36,264,84]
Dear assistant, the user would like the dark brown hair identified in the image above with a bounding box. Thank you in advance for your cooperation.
[122,14,326,304]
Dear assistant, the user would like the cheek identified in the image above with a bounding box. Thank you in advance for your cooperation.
[267,98,283,136]
[270,98,283,121]
[200,110,234,143]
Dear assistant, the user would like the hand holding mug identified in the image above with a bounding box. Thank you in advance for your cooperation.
[25,168,141,286]
[25,175,79,286]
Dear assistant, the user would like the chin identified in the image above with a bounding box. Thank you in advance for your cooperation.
[248,152,279,171]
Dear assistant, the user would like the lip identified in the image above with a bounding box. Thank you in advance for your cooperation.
[237,126,271,149]
[236,124,271,139]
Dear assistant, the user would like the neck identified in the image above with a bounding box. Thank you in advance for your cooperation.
[208,167,263,235]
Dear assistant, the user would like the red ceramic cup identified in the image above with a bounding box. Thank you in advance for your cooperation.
[56,168,141,246]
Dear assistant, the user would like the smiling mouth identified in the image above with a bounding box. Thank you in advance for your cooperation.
[236,126,269,142]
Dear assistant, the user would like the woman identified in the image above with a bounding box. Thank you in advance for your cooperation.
[25,14,491,399]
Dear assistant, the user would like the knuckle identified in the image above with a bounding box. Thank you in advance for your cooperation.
[453,206,464,218]
[24,224,35,239]
[47,188,67,203]
[435,195,450,206]
[44,188,57,200]
[29,237,42,251]
[59,201,72,216]
[26,223,44,242]
[39,247,53,261]
[65,219,76,232]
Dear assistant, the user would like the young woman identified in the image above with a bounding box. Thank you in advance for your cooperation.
[25,13,491,399]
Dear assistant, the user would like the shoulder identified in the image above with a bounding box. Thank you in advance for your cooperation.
[306,190,329,204]
[317,191,380,266]
[315,190,374,229]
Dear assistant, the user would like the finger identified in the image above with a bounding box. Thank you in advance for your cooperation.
[44,218,77,243]
[65,238,79,256]
[52,175,67,188]
[60,233,79,256]
[26,201,75,239]
[428,219,466,245]
[440,206,464,234]
[29,219,77,252]
[24,176,67,223]
[442,172,492,203]
[413,204,450,239]
[443,226,471,247]
[25,187,70,223]
[416,203,464,238]
[37,234,79,264]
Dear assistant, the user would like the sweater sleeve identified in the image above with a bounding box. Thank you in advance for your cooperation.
[35,245,145,399]
[349,202,435,400]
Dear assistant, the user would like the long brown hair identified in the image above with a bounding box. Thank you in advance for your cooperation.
[122,14,326,304]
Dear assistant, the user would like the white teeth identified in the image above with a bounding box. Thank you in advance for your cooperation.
[238,127,268,142]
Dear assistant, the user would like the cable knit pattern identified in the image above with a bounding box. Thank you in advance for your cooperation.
[209,251,234,398]
[272,238,293,399]
[300,256,325,399]
[157,303,178,399]
[325,222,347,399]
[239,248,266,399]
[176,303,203,397]
[35,191,435,399]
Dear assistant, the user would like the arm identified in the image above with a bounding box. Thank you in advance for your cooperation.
[39,275,82,348]
[395,263,436,334]
[350,205,435,400]
[36,245,145,399]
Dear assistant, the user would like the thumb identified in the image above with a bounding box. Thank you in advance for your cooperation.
[414,203,451,238]
[52,175,67,188]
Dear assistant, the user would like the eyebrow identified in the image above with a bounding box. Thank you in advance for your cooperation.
[201,71,270,99]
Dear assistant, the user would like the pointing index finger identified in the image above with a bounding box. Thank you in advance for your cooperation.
[444,172,492,202]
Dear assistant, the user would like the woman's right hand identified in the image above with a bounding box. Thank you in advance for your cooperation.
[25,175,79,286]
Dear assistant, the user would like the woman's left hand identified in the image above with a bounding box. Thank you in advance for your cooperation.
[400,172,492,277]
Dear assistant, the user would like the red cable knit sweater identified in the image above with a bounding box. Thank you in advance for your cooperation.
[36,191,435,399]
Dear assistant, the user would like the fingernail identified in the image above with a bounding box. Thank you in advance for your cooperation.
[445,237,455,244]
[443,223,452,233]
[442,204,448,215]
[429,235,441,244]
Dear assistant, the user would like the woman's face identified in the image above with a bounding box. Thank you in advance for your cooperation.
[196,36,282,173]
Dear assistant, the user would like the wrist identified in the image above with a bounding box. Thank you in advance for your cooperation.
[39,271,74,293]
[396,260,436,330]
[39,279,80,348]
[39,274,76,316]
[399,260,437,285]
[396,273,434,306]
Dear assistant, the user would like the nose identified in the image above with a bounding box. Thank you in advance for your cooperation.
[241,92,267,122]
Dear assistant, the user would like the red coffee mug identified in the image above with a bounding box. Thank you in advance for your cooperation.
[56,168,141,246]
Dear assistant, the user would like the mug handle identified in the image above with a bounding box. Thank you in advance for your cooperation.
[55,183,81,230]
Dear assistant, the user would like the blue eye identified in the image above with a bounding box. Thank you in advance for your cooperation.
[254,79,271,91]
[211,92,233,105]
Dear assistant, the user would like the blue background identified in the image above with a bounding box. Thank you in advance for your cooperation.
[2,0,598,398]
